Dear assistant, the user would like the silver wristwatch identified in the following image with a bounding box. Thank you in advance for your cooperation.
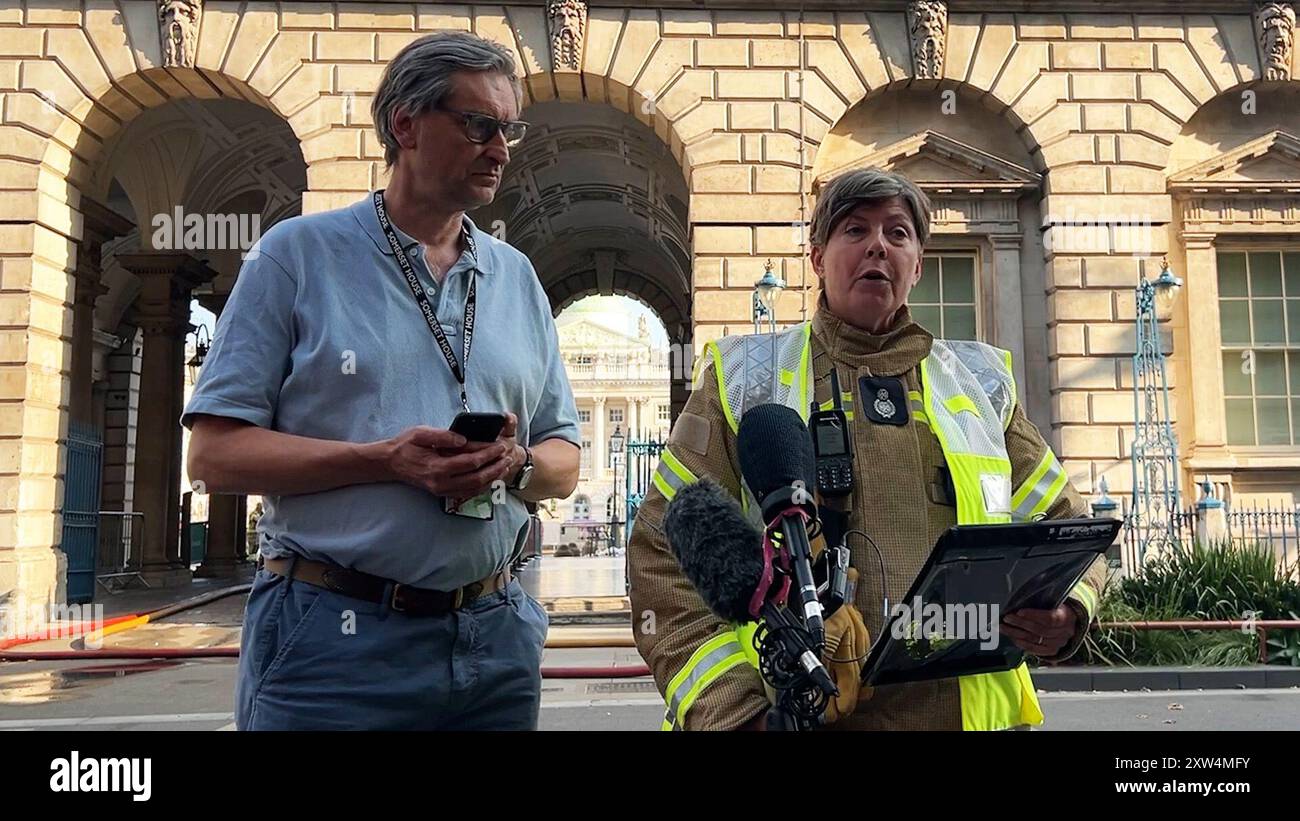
[510,446,534,491]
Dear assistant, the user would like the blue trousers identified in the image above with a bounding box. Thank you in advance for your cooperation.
[236,566,548,730]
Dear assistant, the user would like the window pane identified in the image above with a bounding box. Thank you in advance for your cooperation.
[1250,252,1283,297]
[912,259,940,303]
[1291,352,1300,395]
[1258,398,1291,445]
[942,257,975,303]
[1222,351,1253,396]
[1289,300,1300,344]
[1217,252,1248,297]
[943,306,977,340]
[1253,299,1286,343]
[1219,300,1251,345]
[1225,398,1256,445]
[1285,252,1300,296]
[911,304,941,333]
[1256,350,1287,395]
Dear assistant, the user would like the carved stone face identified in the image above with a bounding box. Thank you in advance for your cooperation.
[1260,4,1296,67]
[1266,17,1293,60]
[159,0,197,23]
[551,2,581,31]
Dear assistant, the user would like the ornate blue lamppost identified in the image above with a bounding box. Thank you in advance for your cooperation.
[1130,257,1183,560]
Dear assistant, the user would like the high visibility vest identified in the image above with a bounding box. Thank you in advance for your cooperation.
[687,322,1043,731]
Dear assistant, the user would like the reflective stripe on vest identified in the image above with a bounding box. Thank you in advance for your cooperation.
[660,622,763,731]
[1068,579,1099,623]
[1011,447,1069,521]
[660,630,750,731]
[923,341,1044,731]
[817,391,856,422]
[652,447,699,502]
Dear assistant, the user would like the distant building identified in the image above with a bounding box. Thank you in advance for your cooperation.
[545,301,670,551]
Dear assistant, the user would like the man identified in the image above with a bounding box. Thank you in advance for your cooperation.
[628,168,1106,730]
[184,31,580,730]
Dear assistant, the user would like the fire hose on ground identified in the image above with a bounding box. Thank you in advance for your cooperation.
[3,584,1295,674]
[0,582,651,677]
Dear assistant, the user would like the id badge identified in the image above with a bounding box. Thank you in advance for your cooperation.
[444,491,495,520]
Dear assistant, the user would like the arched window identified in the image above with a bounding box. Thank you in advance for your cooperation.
[573,495,591,519]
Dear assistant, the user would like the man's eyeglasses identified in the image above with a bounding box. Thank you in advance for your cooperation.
[438,107,529,147]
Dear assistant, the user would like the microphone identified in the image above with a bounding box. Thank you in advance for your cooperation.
[664,478,839,703]
[737,404,827,648]
[663,478,765,625]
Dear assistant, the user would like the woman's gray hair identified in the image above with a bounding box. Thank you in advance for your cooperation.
[371,31,522,168]
[810,168,932,248]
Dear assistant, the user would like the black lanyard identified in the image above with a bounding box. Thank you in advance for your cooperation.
[373,191,477,412]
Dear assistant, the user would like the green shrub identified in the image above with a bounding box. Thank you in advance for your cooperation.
[1116,541,1299,621]
[1076,541,1300,667]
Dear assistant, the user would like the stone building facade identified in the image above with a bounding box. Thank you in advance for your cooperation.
[2,1,1300,612]
[547,302,670,550]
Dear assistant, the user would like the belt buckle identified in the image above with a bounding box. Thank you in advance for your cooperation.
[391,583,408,613]
[452,587,465,610]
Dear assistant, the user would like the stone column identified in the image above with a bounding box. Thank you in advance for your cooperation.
[195,493,247,577]
[115,253,215,586]
[592,395,607,481]
[68,200,133,426]
[991,234,1029,407]
[1183,233,1231,466]
[1194,480,1228,547]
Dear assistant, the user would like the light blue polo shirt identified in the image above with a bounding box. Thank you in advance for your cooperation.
[182,193,580,590]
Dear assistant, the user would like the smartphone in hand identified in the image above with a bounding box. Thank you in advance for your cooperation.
[449,412,508,443]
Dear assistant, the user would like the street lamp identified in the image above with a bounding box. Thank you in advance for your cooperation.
[608,425,625,554]
[1152,255,1183,316]
[187,324,211,384]
[752,259,785,334]
[1130,257,1183,561]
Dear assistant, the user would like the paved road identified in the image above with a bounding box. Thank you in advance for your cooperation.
[517,555,627,599]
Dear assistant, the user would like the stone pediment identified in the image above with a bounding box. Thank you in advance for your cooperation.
[1169,130,1300,194]
[814,130,1041,195]
[558,318,649,351]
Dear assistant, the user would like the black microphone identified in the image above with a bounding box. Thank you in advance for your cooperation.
[664,476,839,708]
[663,477,765,625]
[737,404,826,648]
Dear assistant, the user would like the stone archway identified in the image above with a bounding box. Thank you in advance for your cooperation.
[472,99,694,416]
[84,92,306,586]
[5,26,312,601]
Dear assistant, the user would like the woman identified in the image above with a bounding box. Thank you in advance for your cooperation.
[627,167,1105,731]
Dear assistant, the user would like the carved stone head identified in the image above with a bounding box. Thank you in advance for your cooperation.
[158,0,202,69]
[548,0,587,71]
[1257,2,1296,81]
[907,1,948,80]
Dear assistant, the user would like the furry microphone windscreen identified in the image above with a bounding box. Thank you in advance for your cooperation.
[663,478,765,624]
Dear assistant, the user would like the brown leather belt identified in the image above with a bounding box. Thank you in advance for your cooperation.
[263,556,510,617]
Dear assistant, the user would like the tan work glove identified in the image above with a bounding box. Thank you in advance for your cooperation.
[820,569,873,725]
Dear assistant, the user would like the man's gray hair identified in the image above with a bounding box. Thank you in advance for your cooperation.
[371,31,522,168]
[810,168,932,249]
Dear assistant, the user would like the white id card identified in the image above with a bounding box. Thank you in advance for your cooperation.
[444,491,495,520]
